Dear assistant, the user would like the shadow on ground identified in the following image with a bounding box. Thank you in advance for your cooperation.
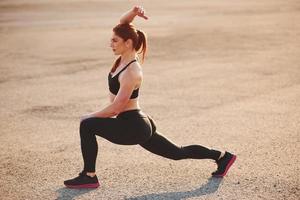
[55,187,97,200]
[125,177,223,200]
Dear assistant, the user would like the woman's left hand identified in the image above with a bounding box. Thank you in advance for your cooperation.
[133,5,148,20]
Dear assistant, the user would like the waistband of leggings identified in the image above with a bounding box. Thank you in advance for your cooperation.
[117,109,147,118]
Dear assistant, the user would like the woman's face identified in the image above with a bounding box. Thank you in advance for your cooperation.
[110,33,128,55]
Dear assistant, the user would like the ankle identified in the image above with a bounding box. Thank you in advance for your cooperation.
[86,172,96,177]
[218,151,225,160]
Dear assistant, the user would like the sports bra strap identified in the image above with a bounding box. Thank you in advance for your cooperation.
[115,59,137,76]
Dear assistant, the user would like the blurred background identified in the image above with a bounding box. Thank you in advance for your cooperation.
[0,0,299,199]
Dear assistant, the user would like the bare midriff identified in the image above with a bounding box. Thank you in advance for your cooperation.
[109,92,141,112]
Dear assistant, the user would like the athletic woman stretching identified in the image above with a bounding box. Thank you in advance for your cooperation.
[64,6,237,189]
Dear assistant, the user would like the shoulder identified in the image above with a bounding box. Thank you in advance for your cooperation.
[122,61,143,80]
[129,61,142,75]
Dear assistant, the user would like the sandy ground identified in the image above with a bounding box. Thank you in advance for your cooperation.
[0,0,299,199]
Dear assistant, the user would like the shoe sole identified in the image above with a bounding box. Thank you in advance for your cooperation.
[64,182,100,189]
[213,155,237,178]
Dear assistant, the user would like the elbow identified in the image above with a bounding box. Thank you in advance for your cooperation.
[120,19,129,24]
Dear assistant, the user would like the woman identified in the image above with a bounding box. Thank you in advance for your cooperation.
[64,6,236,189]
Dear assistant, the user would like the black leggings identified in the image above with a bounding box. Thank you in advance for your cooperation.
[80,109,221,172]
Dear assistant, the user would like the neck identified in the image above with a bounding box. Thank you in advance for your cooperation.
[120,50,136,65]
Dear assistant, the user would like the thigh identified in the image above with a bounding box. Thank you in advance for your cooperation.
[140,131,182,158]
[81,117,150,145]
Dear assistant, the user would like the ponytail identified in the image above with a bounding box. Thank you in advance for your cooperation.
[136,30,147,63]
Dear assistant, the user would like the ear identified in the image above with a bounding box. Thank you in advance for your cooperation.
[125,39,133,48]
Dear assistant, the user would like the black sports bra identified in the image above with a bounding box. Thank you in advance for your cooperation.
[108,59,139,99]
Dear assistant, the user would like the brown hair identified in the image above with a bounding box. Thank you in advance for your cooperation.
[111,23,147,72]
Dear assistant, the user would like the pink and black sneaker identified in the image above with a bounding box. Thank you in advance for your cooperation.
[64,171,100,189]
[212,151,237,177]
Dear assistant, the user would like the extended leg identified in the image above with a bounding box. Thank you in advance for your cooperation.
[140,131,221,161]
[141,116,222,161]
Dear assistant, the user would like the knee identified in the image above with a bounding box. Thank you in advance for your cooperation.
[171,156,182,161]
[170,155,184,161]
[170,146,187,161]
[80,118,94,137]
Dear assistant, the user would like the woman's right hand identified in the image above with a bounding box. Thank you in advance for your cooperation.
[132,6,148,20]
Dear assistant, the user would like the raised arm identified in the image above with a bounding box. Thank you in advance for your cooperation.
[120,5,148,24]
